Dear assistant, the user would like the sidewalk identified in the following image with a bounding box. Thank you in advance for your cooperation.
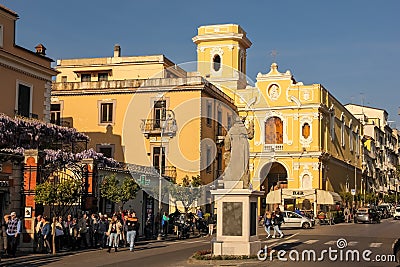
[0,234,202,266]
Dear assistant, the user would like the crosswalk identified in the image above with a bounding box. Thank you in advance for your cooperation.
[264,238,383,248]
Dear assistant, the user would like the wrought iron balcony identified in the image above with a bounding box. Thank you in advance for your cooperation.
[140,119,177,138]
[154,165,177,182]
[216,125,227,144]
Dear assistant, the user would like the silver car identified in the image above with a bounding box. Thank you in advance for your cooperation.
[281,211,314,229]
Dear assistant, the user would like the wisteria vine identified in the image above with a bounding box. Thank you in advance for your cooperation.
[0,113,89,149]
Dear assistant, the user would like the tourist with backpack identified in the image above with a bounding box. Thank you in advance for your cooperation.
[264,211,273,238]
[272,208,284,238]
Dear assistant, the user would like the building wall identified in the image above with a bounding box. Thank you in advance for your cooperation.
[55,56,173,82]
[0,5,56,121]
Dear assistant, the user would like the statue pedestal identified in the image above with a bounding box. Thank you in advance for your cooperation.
[211,188,264,256]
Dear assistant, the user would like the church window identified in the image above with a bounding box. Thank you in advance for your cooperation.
[302,123,310,139]
[265,117,283,144]
[213,54,221,72]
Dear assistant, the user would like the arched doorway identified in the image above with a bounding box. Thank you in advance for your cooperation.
[260,162,288,214]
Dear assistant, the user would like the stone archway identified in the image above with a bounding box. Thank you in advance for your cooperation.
[260,162,288,194]
[259,162,288,214]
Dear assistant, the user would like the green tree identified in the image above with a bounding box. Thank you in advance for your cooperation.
[100,174,139,210]
[170,175,202,213]
[364,192,377,205]
[35,179,82,212]
[35,178,82,255]
[384,194,396,204]
[339,191,353,207]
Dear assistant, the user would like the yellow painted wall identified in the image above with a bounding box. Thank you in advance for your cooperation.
[0,6,55,120]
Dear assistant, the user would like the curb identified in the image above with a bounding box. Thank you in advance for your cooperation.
[0,234,204,265]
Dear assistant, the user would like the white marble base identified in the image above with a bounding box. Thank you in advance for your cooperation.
[211,188,264,256]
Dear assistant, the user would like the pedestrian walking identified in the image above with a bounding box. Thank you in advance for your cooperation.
[106,215,122,253]
[55,216,65,251]
[33,215,43,253]
[264,211,273,238]
[6,212,21,257]
[2,214,11,257]
[272,208,284,238]
[63,214,73,250]
[125,214,138,252]
[207,213,216,236]
[161,212,170,236]
[41,217,52,254]
[344,206,350,223]
[91,214,99,248]
[97,214,109,249]
[78,213,90,248]
[69,218,79,251]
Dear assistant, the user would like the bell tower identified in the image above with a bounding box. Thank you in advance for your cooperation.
[192,24,252,90]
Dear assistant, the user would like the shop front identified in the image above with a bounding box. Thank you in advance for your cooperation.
[266,188,342,218]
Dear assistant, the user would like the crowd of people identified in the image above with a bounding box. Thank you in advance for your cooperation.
[1,208,217,258]
[1,210,140,258]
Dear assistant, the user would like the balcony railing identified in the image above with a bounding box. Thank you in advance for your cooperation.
[140,119,177,138]
[216,125,227,143]
[154,166,177,181]
[264,144,284,152]
[52,79,144,91]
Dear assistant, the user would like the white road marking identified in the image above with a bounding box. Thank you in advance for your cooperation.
[303,239,319,245]
[284,239,300,243]
[369,243,382,248]
[348,241,358,246]
[324,240,336,245]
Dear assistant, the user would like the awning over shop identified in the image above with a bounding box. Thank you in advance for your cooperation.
[316,190,342,205]
[266,189,281,204]
[265,189,342,205]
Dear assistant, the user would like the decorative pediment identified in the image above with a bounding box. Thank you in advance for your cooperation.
[256,63,293,81]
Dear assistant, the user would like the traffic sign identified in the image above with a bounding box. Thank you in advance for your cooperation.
[351,189,356,196]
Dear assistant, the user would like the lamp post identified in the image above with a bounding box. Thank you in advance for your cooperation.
[361,161,367,206]
[157,108,176,240]
[395,178,398,205]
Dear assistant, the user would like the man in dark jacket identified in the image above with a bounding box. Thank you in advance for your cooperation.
[125,213,139,252]
[41,217,52,254]
[97,215,109,249]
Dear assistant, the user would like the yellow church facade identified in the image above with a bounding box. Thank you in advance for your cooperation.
[193,24,363,214]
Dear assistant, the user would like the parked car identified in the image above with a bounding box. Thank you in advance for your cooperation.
[377,205,391,219]
[376,206,390,219]
[354,208,381,224]
[393,207,400,220]
[281,211,314,229]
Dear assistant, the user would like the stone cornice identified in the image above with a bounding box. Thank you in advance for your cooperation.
[192,33,252,49]
[0,50,58,81]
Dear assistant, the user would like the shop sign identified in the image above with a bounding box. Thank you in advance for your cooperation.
[292,191,305,196]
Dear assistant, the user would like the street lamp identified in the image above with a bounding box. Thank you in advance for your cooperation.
[157,109,176,240]
[395,178,398,205]
[361,161,367,206]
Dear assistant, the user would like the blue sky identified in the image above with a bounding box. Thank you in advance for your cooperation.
[2,0,399,126]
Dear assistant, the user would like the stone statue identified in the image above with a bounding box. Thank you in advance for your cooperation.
[223,116,250,189]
